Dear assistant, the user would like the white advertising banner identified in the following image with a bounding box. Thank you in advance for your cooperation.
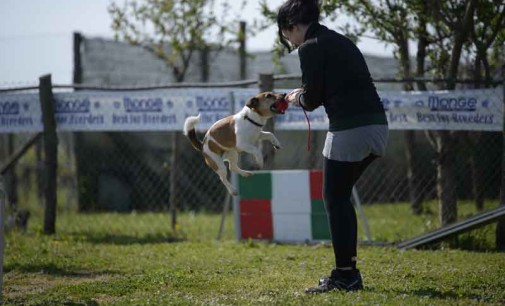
[0,87,502,133]
[0,89,235,133]
[273,88,503,131]
[379,88,503,131]
[0,93,42,133]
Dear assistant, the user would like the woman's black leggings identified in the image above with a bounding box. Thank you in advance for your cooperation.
[323,154,378,269]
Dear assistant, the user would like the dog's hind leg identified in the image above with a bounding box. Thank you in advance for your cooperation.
[238,144,264,169]
[203,145,238,196]
[224,150,252,177]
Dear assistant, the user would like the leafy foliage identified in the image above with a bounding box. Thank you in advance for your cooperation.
[108,0,246,82]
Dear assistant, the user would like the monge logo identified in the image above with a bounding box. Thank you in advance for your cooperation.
[0,101,20,115]
[123,97,163,112]
[55,98,91,113]
[196,96,229,111]
[428,96,477,112]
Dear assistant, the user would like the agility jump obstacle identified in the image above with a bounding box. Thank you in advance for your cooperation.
[231,170,505,247]
[232,170,370,243]
[397,205,505,250]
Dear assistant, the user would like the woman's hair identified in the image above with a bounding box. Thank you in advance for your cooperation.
[277,0,320,52]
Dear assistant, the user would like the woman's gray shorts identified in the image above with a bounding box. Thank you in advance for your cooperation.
[322,125,389,162]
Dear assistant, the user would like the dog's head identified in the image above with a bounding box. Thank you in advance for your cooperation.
[245,92,288,117]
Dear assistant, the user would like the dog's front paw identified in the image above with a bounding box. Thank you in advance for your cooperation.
[272,139,281,150]
[241,171,253,177]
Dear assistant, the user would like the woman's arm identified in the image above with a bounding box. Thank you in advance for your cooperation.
[298,38,324,111]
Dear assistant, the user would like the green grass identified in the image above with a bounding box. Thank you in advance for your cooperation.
[3,201,505,305]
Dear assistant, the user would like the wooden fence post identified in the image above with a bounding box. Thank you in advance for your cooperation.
[200,45,209,82]
[39,74,58,235]
[239,21,247,80]
[73,32,82,84]
[259,73,275,169]
[6,135,18,210]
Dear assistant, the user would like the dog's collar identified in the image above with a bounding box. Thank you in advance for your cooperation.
[244,115,263,127]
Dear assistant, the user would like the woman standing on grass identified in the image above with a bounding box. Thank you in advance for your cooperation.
[277,0,389,293]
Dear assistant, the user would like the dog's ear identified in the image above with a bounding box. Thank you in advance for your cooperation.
[246,97,259,109]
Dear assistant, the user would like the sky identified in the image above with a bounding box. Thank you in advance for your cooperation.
[0,0,395,86]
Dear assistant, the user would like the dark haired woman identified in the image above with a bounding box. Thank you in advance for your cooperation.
[277,0,389,293]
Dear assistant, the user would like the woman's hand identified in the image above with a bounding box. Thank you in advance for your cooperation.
[285,88,304,106]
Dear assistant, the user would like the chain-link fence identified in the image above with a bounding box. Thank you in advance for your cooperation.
[0,78,503,242]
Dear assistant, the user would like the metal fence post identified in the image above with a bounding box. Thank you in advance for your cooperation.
[352,187,372,243]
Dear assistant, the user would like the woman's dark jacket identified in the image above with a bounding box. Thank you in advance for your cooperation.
[298,22,387,131]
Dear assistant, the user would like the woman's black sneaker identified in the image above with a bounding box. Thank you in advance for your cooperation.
[305,269,363,293]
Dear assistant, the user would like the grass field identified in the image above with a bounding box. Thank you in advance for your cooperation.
[3,201,505,305]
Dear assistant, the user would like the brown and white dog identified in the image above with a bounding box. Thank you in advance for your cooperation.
[183,92,287,195]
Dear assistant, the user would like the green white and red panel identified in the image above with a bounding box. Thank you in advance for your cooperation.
[234,170,331,242]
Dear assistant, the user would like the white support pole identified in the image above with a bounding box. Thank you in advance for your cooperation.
[217,192,231,240]
[232,173,241,241]
[352,187,372,242]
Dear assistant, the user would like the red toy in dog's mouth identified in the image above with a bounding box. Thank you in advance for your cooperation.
[270,99,289,114]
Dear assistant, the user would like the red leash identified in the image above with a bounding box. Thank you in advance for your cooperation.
[302,108,311,151]
[283,94,311,151]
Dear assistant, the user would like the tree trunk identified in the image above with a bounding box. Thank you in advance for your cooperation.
[397,36,424,215]
[496,58,505,250]
[497,128,505,249]
[412,8,431,215]
[405,131,423,214]
[436,131,458,226]
[469,55,486,210]
[433,0,476,226]
[497,136,505,249]
[470,133,485,210]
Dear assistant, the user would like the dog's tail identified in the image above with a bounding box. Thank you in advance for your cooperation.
[183,114,203,151]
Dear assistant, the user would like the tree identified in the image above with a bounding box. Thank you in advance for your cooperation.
[331,0,478,226]
[463,1,505,211]
[109,0,242,82]
[259,0,429,214]
[424,0,477,226]
[109,0,244,230]
[258,0,505,228]
[330,0,428,216]
[263,0,427,214]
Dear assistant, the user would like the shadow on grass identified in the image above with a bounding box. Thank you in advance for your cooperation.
[5,297,99,306]
[4,262,117,277]
[406,238,502,253]
[363,287,484,302]
[70,232,185,245]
